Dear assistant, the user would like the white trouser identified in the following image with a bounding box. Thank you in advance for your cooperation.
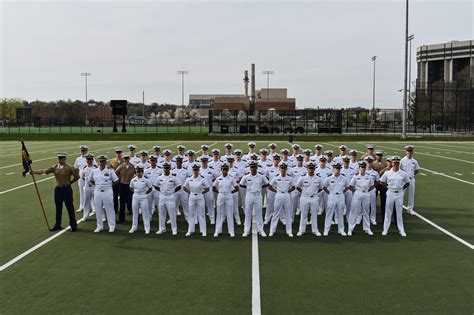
[232,191,241,224]
[406,178,415,209]
[187,193,206,234]
[215,193,234,235]
[290,190,301,221]
[240,187,247,211]
[270,192,292,234]
[369,190,376,222]
[83,185,95,219]
[264,190,276,223]
[159,195,177,233]
[324,193,345,234]
[298,195,320,234]
[175,189,189,220]
[344,190,353,217]
[318,190,328,214]
[244,192,264,234]
[383,191,405,234]
[149,189,160,219]
[78,178,86,209]
[203,191,215,222]
[94,188,115,230]
[132,194,150,232]
[348,191,371,232]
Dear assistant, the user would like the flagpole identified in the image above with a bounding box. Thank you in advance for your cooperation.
[29,167,51,230]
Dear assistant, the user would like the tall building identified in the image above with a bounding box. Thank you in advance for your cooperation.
[417,39,473,89]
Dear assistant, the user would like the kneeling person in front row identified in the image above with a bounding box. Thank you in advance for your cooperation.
[129,166,153,234]
[183,164,210,237]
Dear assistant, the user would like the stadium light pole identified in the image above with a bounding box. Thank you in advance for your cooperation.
[177,70,188,107]
[81,72,91,124]
[263,70,274,111]
[142,90,145,121]
[407,34,415,117]
[371,56,377,129]
[402,0,409,139]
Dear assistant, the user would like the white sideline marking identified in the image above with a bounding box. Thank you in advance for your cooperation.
[6,172,14,175]
[419,173,427,176]
[404,206,473,250]
[0,215,93,271]
[372,144,474,164]
[0,176,54,194]
[252,217,261,315]
[454,173,463,176]
[421,167,474,185]
[388,143,473,155]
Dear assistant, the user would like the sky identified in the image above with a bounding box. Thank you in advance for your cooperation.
[0,0,472,109]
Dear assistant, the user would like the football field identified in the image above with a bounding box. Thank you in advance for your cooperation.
[0,140,473,314]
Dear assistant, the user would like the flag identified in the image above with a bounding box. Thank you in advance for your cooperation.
[21,140,32,177]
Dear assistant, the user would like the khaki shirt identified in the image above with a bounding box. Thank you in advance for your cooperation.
[115,163,136,184]
[109,157,124,170]
[372,160,387,174]
[45,163,79,187]
[360,153,375,161]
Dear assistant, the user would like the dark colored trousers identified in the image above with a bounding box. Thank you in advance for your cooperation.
[113,185,119,213]
[118,183,133,222]
[376,184,387,222]
[54,186,77,228]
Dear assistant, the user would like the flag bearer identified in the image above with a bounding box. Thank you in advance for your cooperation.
[239,161,269,237]
[380,156,410,237]
[88,155,119,233]
[347,161,375,236]
[295,161,322,236]
[31,153,80,232]
[213,163,238,237]
[322,163,349,236]
[129,166,153,234]
[155,162,181,235]
[400,145,420,214]
[268,162,295,237]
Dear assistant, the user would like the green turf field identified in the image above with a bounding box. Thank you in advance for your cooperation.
[0,140,473,314]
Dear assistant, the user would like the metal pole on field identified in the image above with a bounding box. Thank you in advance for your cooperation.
[142,90,145,120]
[407,34,415,124]
[263,70,274,110]
[177,70,188,107]
[402,0,409,139]
[80,72,91,124]
[371,56,377,129]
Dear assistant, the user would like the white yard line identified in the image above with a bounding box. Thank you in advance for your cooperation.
[401,144,473,155]
[370,144,474,164]
[454,173,463,176]
[6,172,14,175]
[419,172,427,176]
[1,141,111,158]
[0,176,55,194]
[0,214,93,271]
[252,217,262,315]
[404,206,473,250]
[420,167,474,185]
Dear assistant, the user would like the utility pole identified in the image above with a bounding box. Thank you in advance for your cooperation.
[371,56,377,129]
[142,90,145,121]
[262,70,274,111]
[80,72,91,124]
[402,0,409,139]
[177,70,188,107]
[407,34,415,119]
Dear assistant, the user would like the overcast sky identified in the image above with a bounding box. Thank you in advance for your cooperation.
[1,0,472,108]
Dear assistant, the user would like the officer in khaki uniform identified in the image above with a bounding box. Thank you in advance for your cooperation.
[115,154,136,222]
[31,153,80,231]
[360,144,376,161]
[372,150,388,222]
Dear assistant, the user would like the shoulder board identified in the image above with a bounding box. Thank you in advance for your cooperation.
[341,174,345,176]
[209,165,214,169]
[200,175,205,178]
[183,166,188,169]
[83,165,87,169]
[94,165,98,168]
[258,171,264,175]
[144,175,149,179]
[172,174,177,176]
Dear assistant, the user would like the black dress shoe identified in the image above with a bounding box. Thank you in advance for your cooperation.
[49,225,62,231]
[70,226,78,232]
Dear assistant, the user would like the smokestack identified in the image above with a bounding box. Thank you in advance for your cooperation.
[251,64,256,103]
[243,70,249,97]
